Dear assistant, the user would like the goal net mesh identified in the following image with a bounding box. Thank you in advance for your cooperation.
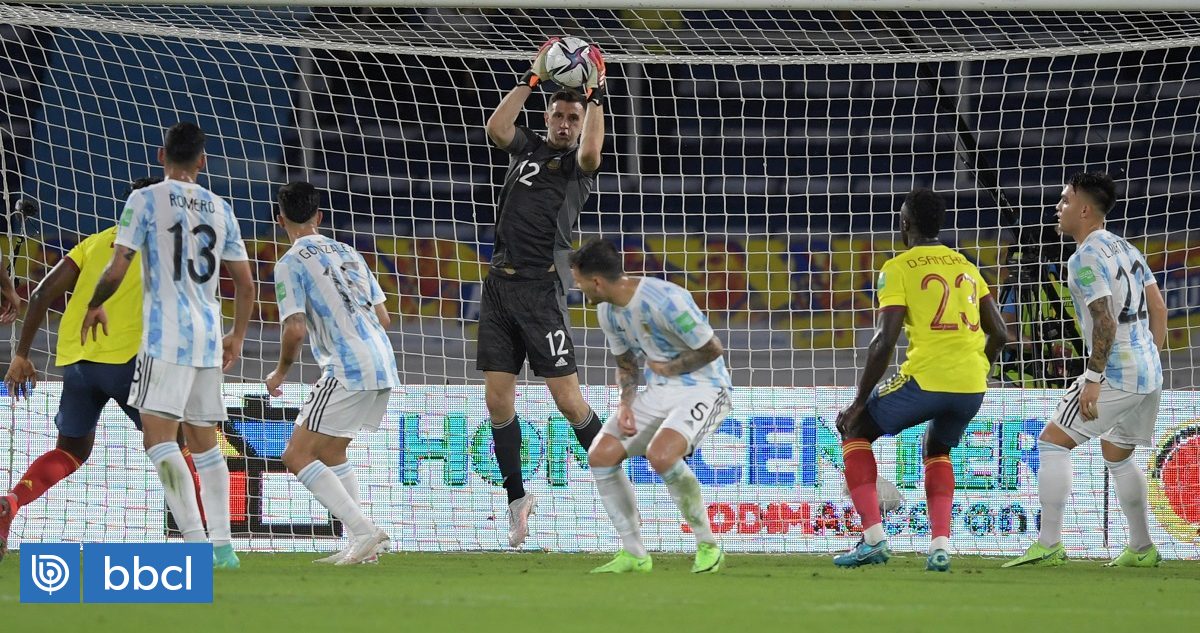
[1,4,1198,556]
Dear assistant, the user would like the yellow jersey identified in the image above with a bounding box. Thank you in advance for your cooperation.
[56,226,143,366]
[876,244,991,393]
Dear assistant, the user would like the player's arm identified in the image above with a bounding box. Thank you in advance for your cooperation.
[854,308,906,406]
[615,349,639,407]
[81,245,136,343]
[4,257,80,398]
[374,303,391,329]
[1145,282,1167,350]
[265,313,306,397]
[0,265,22,323]
[836,307,904,436]
[647,335,724,377]
[486,38,558,148]
[1078,296,1117,421]
[222,259,256,370]
[978,294,1009,367]
[89,245,135,310]
[578,46,607,173]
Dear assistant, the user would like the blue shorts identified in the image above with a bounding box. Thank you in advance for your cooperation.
[55,359,142,438]
[864,374,984,448]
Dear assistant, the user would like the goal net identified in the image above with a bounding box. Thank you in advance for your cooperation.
[1,3,1199,557]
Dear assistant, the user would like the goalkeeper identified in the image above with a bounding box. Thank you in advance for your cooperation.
[477,37,608,548]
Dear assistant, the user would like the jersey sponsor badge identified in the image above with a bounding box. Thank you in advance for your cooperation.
[877,271,886,290]
[546,158,561,171]
[275,281,286,300]
[674,312,698,333]
[1077,266,1097,286]
[119,207,133,227]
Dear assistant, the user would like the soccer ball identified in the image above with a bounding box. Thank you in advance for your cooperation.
[544,37,593,88]
[843,477,906,514]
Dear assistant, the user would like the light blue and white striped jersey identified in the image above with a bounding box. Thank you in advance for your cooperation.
[1066,229,1162,393]
[274,234,398,391]
[114,179,248,368]
[596,276,732,389]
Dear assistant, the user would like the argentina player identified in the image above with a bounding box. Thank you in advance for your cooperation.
[82,122,255,570]
[569,238,732,575]
[266,182,394,566]
[1005,172,1168,568]
[479,38,609,548]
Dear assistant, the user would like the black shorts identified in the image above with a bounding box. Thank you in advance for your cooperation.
[475,274,578,378]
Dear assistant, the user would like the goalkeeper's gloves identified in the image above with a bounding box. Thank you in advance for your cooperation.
[583,45,607,106]
[519,37,560,89]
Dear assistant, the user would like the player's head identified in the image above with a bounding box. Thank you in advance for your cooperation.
[125,176,162,196]
[159,122,206,171]
[569,237,624,304]
[1057,171,1115,238]
[899,188,946,246]
[545,89,587,149]
[276,181,322,227]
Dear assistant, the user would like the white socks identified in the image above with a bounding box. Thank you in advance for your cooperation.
[862,524,886,546]
[592,465,646,557]
[192,446,231,547]
[661,460,716,547]
[329,461,362,538]
[1105,454,1154,553]
[1037,440,1072,548]
[296,461,374,538]
[146,441,206,542]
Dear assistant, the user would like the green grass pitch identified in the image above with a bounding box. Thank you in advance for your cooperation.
[4,552,1199,632]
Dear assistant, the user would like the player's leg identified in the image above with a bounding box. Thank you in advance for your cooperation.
[180,366,240,568]
[647,386,731,573]
[921,391,983,572]
[484,370,537,547]
[539,283,603,450]
[311,437,371,565]
[587,398,657,574]
[130,353,207,544]
[114,358,204,515]
[1004,378,1086,567]
[476,276,535,546]
[922,435,955,571]
[1101,388,1161,567]
[0,368,100,561]
[286,381,389,565]
[833,378,899,568]
[4,362,103,521]
[309,387,390,565]
[545,373,603,454]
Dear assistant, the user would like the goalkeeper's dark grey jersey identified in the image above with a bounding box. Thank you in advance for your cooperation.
[491,126,596,280]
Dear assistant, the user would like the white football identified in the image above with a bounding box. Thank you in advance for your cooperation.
[544,36,593,88]
[843,476,906,513]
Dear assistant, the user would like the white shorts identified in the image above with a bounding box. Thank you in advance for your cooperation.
[601,385,732,457]
[127,351,227,424]
[1050,375,1161,448]
[295,376,390,440]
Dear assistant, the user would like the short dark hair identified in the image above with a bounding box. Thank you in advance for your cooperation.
[163,122,206,165]
[126,176,162,196]
[568,237,623,281]
[904,188,947,238]
[548,89,586,109]
[1070,171,1116,215]
[277,181,320,224]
